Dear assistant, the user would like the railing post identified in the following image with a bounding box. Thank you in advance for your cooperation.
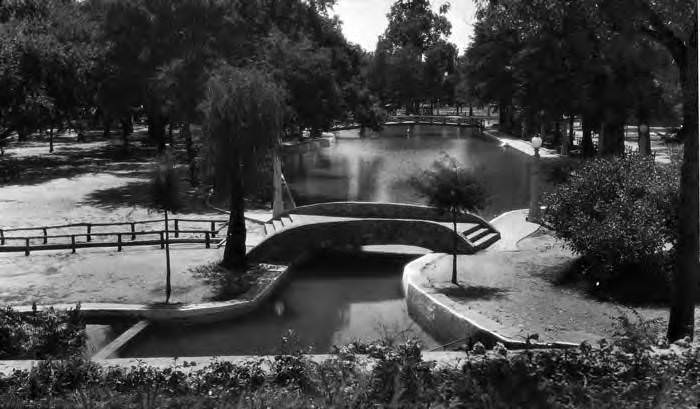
[71,235,76,253]
[0,229,4,245]
[159,232,164,249]
[25,238,30,256]
[205,231,211,248]
[117,233,122,252]
[86,224,91,242]
[174,219,179,238]
[210,221,216,236]
[130,223,136,240]
[42,228,47,244]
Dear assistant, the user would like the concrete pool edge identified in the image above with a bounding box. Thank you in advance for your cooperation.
[401,211,578,350]
[10,263,290,323]
[1,351,509,376]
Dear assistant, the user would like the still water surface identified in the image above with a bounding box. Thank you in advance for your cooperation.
[284,125,533,220]
[121,126,535,357]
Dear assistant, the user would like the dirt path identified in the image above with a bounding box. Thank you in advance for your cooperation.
[0,135,267,306]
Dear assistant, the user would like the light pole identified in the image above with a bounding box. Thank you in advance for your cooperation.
[528,135,543,223]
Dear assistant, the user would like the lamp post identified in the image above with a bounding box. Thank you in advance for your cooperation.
[528,135,543,223]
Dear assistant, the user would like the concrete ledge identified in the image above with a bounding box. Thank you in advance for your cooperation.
[92,320,150,360]
[12,264,290,324]
[401,254,577,350]
[0,351,480,376]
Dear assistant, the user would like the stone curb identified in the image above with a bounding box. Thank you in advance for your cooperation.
[401,253,577,350]
[11,264,290,324]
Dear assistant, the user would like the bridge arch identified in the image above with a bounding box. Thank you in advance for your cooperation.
[247,218,477,265]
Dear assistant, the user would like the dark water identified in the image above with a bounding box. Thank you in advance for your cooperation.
[283,125,533,220]
[120,253,438,357]
[121,126,535,357]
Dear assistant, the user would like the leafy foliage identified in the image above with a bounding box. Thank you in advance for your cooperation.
[1,335,700,408]
[410,154,487,214]
[542,154,680,290]
[0,304,85,360]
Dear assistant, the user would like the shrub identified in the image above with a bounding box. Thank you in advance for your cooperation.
[1,336,700,408]
[0,304,86,360]
[542,154,679,295]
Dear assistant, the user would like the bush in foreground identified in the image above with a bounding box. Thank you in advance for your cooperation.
[1,335,700,408]
[0,304,85,360]
[542,154,679,299]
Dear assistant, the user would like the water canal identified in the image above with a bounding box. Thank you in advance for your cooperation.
[119,125,537,357]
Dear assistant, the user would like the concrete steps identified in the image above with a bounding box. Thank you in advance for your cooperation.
[472,232,500,250]
[264,215,295,236]
[462,223,500,251]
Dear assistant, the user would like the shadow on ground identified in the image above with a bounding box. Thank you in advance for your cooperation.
[434,284,509,301]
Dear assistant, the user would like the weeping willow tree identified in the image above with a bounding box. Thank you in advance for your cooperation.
[202,66,285,272]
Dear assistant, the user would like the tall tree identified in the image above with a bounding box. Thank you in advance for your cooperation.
[598,0,697,341]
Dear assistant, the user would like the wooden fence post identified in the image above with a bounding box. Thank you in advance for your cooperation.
[130,223,136,240]
[210,221,216,236]
[174,219,179,238]
[25,238,30,256]
[71,235,76,253]
[205,231,211,248]
[42,228,47,244]
[0,229,4,245]
[159,232,164,249]
[117,233,122,252]
[86,224,91,242]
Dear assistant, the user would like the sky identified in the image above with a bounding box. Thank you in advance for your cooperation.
[330,0,478,54]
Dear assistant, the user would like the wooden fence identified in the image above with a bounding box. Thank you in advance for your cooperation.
[0,218,229,255]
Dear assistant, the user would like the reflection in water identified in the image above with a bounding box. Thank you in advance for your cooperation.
[283,125,533,220]
[121,253,438,357]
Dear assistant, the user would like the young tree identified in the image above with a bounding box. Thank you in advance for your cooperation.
[411,155,487,284]
[151,145,182,304]
[202,66,285,272]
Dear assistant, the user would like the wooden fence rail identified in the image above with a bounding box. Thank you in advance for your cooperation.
[0,218,228,255]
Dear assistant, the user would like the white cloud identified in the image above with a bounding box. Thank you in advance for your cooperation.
[331,0,477,53]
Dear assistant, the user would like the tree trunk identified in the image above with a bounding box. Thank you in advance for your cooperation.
[468,103,473,117]
[147,111,167,152]
[667,29,698,341]
[452,211,458,285]
[272,142,284,218]
[182,122,198,187]
[120,117,130,150]
[102,118,111,139]
[638,123,651,155]
[222,151,247,272]
[164,209,171,304]
[581,116,595,157]
[599,120,625,155]
[49,127,54,153]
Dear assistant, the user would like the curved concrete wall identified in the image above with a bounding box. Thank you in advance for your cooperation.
[283,202,493,227]
[401,254,577,349]
[247,219,475,264]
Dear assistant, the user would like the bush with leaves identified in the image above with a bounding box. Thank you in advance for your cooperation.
[0,304,85,360]
[542,154,679,296]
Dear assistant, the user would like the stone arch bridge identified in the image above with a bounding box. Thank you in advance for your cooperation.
[246,202,500,264]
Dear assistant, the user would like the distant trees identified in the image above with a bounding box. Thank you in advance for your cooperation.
[462,0,682,154]
[370,0,456,114]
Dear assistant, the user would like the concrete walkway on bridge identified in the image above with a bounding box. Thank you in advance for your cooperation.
[243,202,502,264]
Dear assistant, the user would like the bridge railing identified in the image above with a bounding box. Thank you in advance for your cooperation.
[0,218,229,255]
